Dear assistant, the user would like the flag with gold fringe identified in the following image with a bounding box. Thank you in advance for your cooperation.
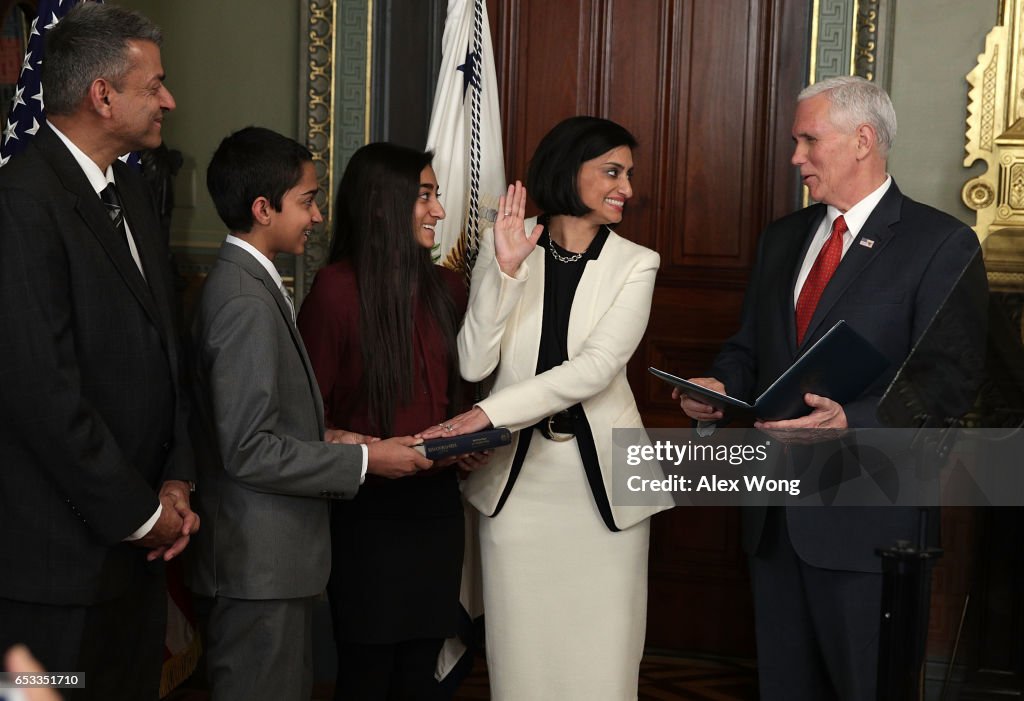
[426,0,506,279]
[427,0,504,683]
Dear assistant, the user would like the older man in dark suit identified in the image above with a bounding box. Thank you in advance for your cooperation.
[678,76,987,699]
[0,5,197,700]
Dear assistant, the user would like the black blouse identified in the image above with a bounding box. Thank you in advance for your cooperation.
[536,224,610,373]
[493,220,621,532]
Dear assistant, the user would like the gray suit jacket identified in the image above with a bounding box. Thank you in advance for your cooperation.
[188,243,363,600]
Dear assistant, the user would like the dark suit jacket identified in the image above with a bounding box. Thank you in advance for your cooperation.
[0,126,193,605]
[711,181,987,572]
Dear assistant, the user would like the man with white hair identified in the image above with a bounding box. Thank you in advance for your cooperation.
[677,76,986,698]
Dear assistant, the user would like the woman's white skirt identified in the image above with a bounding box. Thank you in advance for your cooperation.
[479,433,651,701]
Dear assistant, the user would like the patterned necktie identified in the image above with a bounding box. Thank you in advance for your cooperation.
[795,214,847,345]
[100,182,147,278]
[99,182,126,236]
[99,182,139,272]
[281,284,296,323]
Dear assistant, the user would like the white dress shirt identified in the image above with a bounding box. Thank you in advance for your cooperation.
[793,175,892,305]
[49,123,146,278]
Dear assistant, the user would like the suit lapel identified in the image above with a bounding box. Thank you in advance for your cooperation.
[113,160,178,356]
[218,243,298,334]
[37,129,163,332]
[567,232,616,354]
[797,183,902,351]
[219,244,326,430]
[295,325,326,430]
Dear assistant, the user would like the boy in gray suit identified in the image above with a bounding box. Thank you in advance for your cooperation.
[189,127,432,701]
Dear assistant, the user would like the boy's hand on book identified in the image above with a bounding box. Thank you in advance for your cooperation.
[674,377,725,422]
[366,436,432,478]
[325,428,379,445]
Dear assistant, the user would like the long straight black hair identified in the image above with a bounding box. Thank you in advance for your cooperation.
[329,143,459,436]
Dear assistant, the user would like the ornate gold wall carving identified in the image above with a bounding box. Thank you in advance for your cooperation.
[297,0,371,304]
[809,0,893,87]
[297,0,337,303]
[854,1,879,80]
[810,0,857,82]
[965,0,1024,343]
[806,0,893,206]
[963,0,1024,245]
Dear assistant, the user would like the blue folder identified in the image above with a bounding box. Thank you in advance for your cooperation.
[649,320,890,421]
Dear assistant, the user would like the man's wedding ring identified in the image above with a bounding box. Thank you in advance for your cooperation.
[443,423,454,432]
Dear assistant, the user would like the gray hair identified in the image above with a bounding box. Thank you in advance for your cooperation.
[798,76,897,156]
[42,3,162,116]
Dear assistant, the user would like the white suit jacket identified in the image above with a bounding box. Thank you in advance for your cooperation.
[459,218,673,529]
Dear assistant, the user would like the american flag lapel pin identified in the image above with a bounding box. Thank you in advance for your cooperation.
[859,238,875,249]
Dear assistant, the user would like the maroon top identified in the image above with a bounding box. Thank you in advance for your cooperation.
[297,259,470,643]
[298,259,468,436]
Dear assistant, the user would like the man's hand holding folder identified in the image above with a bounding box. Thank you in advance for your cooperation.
[753,393,848,435]
[672,378,726,423]
[675,378,848,443]
[656,320,889,439]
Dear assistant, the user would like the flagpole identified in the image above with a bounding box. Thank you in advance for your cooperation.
[426,0,506,281]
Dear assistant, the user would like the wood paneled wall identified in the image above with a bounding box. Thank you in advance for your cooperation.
[484,0,810,655]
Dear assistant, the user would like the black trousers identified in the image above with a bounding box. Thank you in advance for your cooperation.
[334,638,449,701]
[749,507,883,701]
[0,573,166,701]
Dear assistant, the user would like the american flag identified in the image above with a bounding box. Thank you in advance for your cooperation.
[0,0,139,169]
[0,0,73,167]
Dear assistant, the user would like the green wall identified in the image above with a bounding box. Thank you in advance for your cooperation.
[121,0,300,249]
[887,0,999,224]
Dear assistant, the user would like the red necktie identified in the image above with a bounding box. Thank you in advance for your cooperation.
[795,215,847,345]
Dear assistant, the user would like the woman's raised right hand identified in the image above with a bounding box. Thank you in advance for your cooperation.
[493,181,544,277]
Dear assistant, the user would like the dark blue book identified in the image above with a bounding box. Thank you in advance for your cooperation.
[415,427,512,459]
[649,320,890,421]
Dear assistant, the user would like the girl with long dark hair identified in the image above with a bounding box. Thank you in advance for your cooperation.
[297,142,473,700]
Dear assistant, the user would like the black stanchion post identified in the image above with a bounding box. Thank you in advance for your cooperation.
[876,509,942,701]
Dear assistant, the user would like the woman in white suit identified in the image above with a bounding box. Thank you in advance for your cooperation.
[423,117,671,700]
